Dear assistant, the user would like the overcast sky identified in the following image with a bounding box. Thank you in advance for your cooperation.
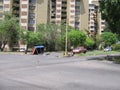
[89,0,92,3]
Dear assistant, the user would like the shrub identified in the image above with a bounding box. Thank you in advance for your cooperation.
[85,38,95,50]
[112,44,120,51]
[101,32,117,46]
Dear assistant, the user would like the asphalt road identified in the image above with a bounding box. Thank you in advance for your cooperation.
[0,52,120,90]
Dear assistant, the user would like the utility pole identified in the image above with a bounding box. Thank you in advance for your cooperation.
[65,18,68,56]
[65,1,68,56]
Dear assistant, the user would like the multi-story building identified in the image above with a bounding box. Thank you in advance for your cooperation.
[89,3,97,33]
[89,0,105,34]
[0,0,12,21]
[49,0,89,30]
[1,0,89,31]
[0,0,3,21]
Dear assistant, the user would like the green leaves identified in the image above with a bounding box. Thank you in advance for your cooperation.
[99,0,120,34]
[101,32,117,46]
[0,12,20,50]
[68,30,86,47]
[37,24,61,51]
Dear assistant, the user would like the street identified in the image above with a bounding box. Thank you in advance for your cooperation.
[0,53,120,90]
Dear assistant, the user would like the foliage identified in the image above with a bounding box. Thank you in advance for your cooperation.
[37,23,61,51]
[95,35,104,50]
[20,30,42,48]
[101,32,117,46]
[0,12,20,51]
[85,38,95,49]
[112,44,120,51]
[67,30,86,48]
[99,0,120,35]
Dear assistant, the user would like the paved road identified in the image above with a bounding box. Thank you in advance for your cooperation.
[0,53,120,90]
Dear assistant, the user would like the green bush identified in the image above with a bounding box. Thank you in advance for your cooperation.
[101,32,117,46]
[112,44,120,51]
[85,38,95,49]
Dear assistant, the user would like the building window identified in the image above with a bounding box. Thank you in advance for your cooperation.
[29,19,35,24]
[21,11,27,15]
[56,15,61,18]
[70,20,74,24]
[75,22,79,25]
[21,4,27,8]
[28,27,34,31]
[56,20,61,23]
[71,10,75,13]
[57,0,61,2]
[21,19,27,23]
[71,4,75,7]
[56,4,61,7]
[56,10,61,13]
[0,6,3,10]
[0,13,3,18]
[75,6,80,9]
[21,26,27,30]
[29,0,36,3]
[71,0,75,2]
[4,4,9,8]
[29,13,35,18]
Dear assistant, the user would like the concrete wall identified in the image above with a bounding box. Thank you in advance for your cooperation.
[36,0,49,25]
[80,0,89,30]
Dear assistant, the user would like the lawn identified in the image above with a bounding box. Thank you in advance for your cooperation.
[79,50,120,56]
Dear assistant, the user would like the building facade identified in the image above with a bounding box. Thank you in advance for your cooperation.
[0,0,89,31]
[49,0,89,30]
[89,0,105,34]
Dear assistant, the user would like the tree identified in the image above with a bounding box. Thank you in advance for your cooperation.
[99,0,120,35]
[101,32,117,46]
[20,30,42,53]
[37,23,61,51]
[67,30,86,48]
[85,38,95,50]
[0,12,20,51]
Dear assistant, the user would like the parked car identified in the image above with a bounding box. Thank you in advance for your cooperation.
[72,46,87,54]
[19,48,25,52]
[104,46,112,51]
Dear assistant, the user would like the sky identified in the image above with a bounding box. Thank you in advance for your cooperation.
[89,0,92,3]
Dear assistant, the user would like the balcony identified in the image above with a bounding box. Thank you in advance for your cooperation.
[29,13,35,19]
[29,6,36,10]
[13,3,19,7]
[29,3,35,7]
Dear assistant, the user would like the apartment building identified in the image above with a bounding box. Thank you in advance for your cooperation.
[0,0,3,20]
[0,0,11,21]
[89,0,105,34]
[1,0,89,31]
[89,4,97,32]
[50,0,89,30]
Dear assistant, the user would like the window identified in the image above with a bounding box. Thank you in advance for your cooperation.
[0,13,3,18]
[71,10,75,13]
[71,0,75,2]
[56,10,61,13]
[21,11,27,15]
[57,0,61,2]
[21,4,27,8]
[0,6,3,10]
[29,19,35,24]
[29,13,35,18]
[29,0,36,3]
[71,4,75,7]
[21,19,27,23]
[56,4,61,7]
[56,15,61,18]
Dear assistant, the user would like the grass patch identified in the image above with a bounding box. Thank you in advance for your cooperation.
[78,50,120,56]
